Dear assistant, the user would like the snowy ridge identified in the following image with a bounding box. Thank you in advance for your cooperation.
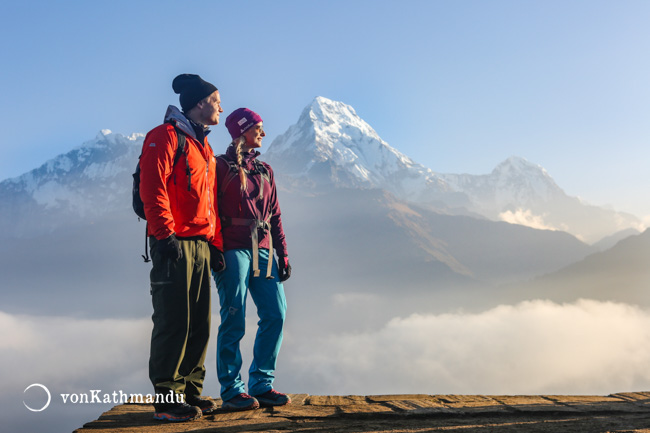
[264,97,450,199]
[6,130,143,189]
[0,130,143,219]
[441,156,565,211]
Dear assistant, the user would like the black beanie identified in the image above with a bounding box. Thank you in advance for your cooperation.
[172,74,218,112]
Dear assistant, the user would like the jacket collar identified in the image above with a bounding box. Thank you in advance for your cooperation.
[163,105,211,141]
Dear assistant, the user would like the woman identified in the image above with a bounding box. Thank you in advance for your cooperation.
[213,107,292,411]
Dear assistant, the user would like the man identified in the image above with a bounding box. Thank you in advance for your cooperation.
[139,74,225,422]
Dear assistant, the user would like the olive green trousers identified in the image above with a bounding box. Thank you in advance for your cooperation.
[148,236,211,402]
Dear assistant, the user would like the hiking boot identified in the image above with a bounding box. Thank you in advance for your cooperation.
[185,395,217,414]
[153,402,202,422]
[252,389,291,407]
[221,393,260,411]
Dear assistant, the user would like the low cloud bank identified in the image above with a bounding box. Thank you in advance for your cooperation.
[1,313,152,433]
[5,299,650,431]
[0,312,151,390]
[281,299,650,395]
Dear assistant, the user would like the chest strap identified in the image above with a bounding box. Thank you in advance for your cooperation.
[223,217,274,279]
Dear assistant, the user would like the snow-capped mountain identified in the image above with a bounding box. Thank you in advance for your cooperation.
[0,130,142,237]
[441,156,563,210]
[0,96,642,244]
[263,97,642,243]
[440,155,642,242]
[262,96,456,204]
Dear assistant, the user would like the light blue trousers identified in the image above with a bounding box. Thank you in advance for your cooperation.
[213,249,287,401]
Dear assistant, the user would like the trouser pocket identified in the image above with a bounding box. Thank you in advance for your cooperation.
[149,237,178,293]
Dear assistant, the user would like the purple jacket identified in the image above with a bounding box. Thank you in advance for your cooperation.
[215,145,288,257]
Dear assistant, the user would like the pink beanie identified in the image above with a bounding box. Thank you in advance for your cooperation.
[225,108,263,139]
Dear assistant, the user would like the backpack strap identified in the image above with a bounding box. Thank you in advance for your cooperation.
[167,122,190,191]
[216,155,240,199]
[252,159,272,201]
[173,129,186,166]
[142,222,150,263]
[224,217,274,279]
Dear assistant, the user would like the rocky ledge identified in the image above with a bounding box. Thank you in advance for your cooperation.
[75,392,650,432]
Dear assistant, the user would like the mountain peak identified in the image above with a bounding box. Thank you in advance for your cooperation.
[489,155,560,198]
[263,97,436,191]
[298,96,382,149]
[307,96,359,123]
[310,95,347,110]
[98,129,113,139]
[493,156,548,176]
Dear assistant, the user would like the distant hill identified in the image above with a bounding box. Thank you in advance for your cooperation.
[501,229,650,307]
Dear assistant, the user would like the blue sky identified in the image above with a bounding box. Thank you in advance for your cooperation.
[2,0,650,216]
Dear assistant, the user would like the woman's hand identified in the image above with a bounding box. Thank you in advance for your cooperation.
[278,256,291,282]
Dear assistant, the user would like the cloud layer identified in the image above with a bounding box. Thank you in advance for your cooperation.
[280,299,650,396]
[499,208,562,232]
[6,299,650,431]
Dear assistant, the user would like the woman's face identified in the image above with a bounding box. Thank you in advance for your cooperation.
[243,122,265,149]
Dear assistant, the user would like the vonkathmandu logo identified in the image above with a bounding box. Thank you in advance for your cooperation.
[23,383,51,412]
[23,383,184,412]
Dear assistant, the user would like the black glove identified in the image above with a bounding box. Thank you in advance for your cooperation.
[157,234,183,262]
[278,256,291,282]
[210,245,226,273]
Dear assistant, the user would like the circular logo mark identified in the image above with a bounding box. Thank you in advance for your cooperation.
[23,383,51,412]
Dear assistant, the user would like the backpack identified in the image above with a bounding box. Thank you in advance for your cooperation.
[216,155,275,278]
[215,155,271,202]
[132,124,187,261]
[132,125,187,220]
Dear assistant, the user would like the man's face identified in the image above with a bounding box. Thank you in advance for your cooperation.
[243,123,265,149]
[196,90,223,125]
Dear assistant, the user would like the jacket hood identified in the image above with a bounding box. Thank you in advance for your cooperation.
[163,105,210,141]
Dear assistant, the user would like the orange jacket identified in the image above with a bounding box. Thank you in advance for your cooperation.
[139,106,223,250]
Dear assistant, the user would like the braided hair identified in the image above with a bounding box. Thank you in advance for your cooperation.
[233,135,248,192]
